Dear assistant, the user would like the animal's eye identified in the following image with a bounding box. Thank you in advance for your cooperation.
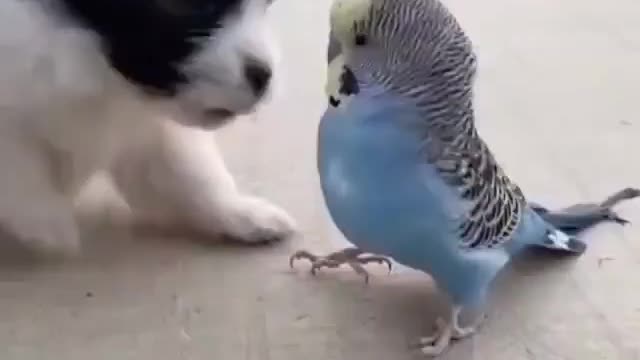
[354,34,367,46]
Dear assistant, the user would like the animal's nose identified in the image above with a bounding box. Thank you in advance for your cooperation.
[244,61,272,96]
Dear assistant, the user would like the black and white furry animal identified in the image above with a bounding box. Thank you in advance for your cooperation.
[0,0,296,255]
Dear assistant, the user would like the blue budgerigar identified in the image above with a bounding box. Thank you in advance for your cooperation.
[290,0,639,356]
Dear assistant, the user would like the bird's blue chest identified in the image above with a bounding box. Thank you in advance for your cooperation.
[317,105,457,260]
[318,122,403,241]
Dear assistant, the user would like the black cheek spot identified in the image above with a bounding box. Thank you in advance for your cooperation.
[338,66,360,96]
[329,96,341,107]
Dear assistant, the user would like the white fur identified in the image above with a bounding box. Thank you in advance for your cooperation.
[0,0,296,255]
[175,0,282,127]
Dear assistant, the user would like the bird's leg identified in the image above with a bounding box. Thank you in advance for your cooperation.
[416,317,452,357]
[289,247,392,283]
[450,307,486,340]
[417,306,485,357]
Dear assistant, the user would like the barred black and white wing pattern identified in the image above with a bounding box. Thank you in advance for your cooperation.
[414,4,527,249]
[429,139,527,249]
[348,0,529,249]
[369,0,527,249]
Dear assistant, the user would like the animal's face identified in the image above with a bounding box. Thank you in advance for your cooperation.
[60,0,278,128]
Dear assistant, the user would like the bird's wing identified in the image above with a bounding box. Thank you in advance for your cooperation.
[424,134,527,249]
[401,21,528,250]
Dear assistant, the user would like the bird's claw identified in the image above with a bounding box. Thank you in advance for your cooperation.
[309,258,342,275]
[288,247,393,283]
[416,317,453,356]
[411,308,485,357]
[358,255,393,273]
[410,317,447,348]
[289,250,343,275]
[600,187,639,225]
[289,250,318,269]
[607,211,630,225]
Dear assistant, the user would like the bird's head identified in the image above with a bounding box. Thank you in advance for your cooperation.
[324,0,476,116]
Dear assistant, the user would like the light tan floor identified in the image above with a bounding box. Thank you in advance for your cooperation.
[2,0,640,359]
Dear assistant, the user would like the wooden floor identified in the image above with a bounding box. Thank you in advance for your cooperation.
[1,0,639,359]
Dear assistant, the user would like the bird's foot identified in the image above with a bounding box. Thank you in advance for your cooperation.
[596,187,640,224]
[415,306,485,357]
[599,187,640,209]
[532,187,640,236]
[289,247,392,284]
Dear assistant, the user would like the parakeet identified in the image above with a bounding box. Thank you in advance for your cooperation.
[289,0,640,356]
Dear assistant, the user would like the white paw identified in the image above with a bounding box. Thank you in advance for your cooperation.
[2,211,81,257]
[221,196,298,244]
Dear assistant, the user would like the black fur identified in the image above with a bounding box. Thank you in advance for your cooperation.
[54,0,244,95]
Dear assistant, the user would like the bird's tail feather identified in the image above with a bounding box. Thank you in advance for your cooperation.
[529,187,640,255]
[537,229,587,254]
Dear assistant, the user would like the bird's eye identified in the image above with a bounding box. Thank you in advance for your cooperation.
[354,34,367,46]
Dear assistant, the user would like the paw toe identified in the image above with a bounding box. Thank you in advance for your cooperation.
[222,196,298,245]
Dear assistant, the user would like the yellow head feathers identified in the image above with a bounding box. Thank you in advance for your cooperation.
[330,0,372,45]
[325,0,375,106]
